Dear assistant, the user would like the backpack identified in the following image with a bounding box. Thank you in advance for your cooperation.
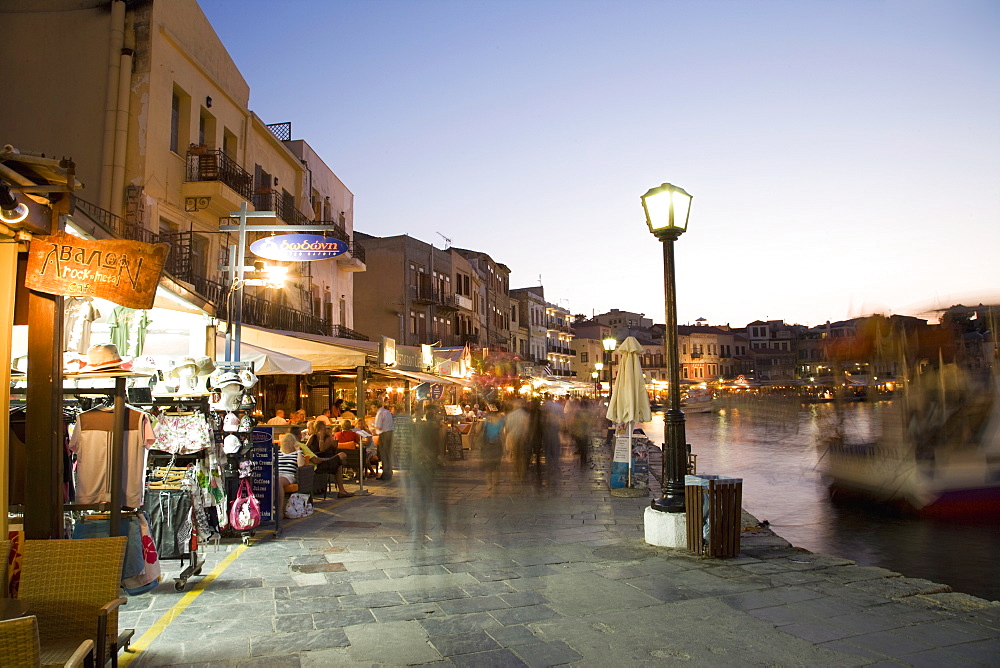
[229,478,261,530]
[285,492,313,519]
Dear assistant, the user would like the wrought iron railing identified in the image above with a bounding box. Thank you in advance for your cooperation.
[252,189,310,226]
[73,197,159,245]
[330,325,370,341]
[349,239,365,263]
[185,149,254,201]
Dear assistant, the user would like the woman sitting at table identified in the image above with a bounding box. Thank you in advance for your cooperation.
[305,421,335,456]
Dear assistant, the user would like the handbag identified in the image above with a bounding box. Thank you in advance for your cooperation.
[284,492,313,519]
[229,478,261,531]
[122,512,162,595]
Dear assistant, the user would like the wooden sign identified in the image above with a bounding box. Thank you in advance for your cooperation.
[25,231,169,310]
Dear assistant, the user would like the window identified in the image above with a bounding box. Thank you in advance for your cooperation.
[581,352,588,363]
[223,128,237,158]
[171,93,180,153]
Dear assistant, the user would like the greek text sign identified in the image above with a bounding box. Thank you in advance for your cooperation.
[25,231,169,310]
[249,234,347,261]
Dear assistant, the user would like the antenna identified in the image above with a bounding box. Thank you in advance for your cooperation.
[436,232,452,249]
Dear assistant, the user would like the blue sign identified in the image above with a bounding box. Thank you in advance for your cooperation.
[431,383,443,400]
[250,234,348,262]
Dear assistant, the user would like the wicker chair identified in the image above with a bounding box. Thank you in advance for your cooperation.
[0,616,93,667]
[0,539,11,596]
[18,537,127,668]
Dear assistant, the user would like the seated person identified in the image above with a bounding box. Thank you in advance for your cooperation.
[293,432,354,499]
[305,421,335,456]
[334,420,361,449]
[277,434,302,517]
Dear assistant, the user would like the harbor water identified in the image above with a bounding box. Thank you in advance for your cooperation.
[637,401,1000,602]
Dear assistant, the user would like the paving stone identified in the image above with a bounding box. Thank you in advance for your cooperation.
[449,648,529,667]
[945,638,1000,662]
[402,586,471,604]
[747,605,807,626]
[500,592,549,608]
[236,655,301,668]
[274,597,341,615]
[274,613,315,633]
[337,591,406,609]
[844,630,936,656]
[485,624,542,648]
[312,608,377,629]
[901,647,982,667]
[461,581,517,597]
[420,612,504,636]
[429,630,502,656]
[352,572,479,595]
[780,621,857,643]
[512,640,584,668]
[252,629,352,657]
[489,604,561,626]
[344,620,442,665]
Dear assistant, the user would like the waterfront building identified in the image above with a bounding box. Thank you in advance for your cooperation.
[452,248,512,352]
[510,287,549,366]
[0,0,365,339]
[544,301,575,378]
[678,323,738,381]
[352,233,464,347]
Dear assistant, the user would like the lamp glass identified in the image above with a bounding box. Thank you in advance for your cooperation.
[594,362,604,371]
[602,337,617,352]
[642,182,692,235]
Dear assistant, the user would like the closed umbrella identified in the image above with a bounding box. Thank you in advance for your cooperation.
[606,336,651,489]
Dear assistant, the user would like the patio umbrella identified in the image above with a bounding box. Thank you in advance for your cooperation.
[605,336,651,488]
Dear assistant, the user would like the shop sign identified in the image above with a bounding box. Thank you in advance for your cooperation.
[25,231,168,310]
[249,234,347,261]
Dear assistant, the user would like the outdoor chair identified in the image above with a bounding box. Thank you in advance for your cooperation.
[296,465,316,503]
[0,539,11,597]
[18,537,128,668]
[0,616,93,667]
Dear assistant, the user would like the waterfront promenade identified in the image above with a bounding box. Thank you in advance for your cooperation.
[120,442,1000,667]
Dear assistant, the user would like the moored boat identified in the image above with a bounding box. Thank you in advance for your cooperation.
[820,364,1000,517]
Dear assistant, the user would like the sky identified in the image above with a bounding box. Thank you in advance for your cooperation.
[200,0,1000,328]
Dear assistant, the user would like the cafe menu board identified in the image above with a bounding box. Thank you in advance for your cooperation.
[249,427,275,523]
[393,415,413,470]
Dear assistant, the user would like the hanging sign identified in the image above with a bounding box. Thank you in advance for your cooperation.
[249,234,347,261]
[25,231,168,310]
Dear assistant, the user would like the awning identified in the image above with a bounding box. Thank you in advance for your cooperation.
[236,326,376,371]
[376,368,463,385]
[216,337,311,375]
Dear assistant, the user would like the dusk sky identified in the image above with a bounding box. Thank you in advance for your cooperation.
[201,0,1000,328]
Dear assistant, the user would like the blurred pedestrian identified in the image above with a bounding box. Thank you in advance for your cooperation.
[373,397,395,480]
[481,406,505,490]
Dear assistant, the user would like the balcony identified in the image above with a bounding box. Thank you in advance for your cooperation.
[337,238,366,272]
[253,189,310,226]
[72,197,158,245]
[330,324,370,341]
[183,148,253,216]
[410,285,457,310]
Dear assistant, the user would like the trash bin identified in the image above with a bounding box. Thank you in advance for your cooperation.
[685,474,743,558]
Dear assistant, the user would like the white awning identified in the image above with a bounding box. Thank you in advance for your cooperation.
[376,368,463,385]
[215,337,312,375]
[236,326,375,371]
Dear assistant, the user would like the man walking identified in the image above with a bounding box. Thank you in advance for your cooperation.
[374,397,395,481]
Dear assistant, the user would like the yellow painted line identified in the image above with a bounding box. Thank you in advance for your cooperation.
[121,497,359,663]
[120,543,248,665]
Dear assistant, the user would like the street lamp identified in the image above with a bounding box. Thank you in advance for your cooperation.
[602,336,617,388]
[642,182,693,514]
[591,370,600,399]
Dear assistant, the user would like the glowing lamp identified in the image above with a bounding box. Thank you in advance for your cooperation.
[641,182,692,241]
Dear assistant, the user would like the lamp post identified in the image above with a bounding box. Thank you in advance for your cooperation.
[602,336,617,390]
[642,182,693,514]
[592,361,603,398]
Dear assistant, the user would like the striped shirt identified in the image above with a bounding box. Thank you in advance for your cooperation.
[277,451,299,482]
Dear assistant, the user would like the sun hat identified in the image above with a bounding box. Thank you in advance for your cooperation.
[223,434,242,454]
[239,369,258,389]
[210,384,243,411]
[210,371,242,389]
[223,412,240,432]
[194,356,216,376]
[78,344,132,373]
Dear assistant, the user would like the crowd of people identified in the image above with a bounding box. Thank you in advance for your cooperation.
[266,394,608,526]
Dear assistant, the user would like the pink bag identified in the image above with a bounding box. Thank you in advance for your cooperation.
[229,478,261,531]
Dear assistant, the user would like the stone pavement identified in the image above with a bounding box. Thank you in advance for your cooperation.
[120,440,1000,667]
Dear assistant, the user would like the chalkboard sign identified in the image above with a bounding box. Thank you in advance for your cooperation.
[445,430,464,460]
[393,415,413,471]
[249,427,275,523]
